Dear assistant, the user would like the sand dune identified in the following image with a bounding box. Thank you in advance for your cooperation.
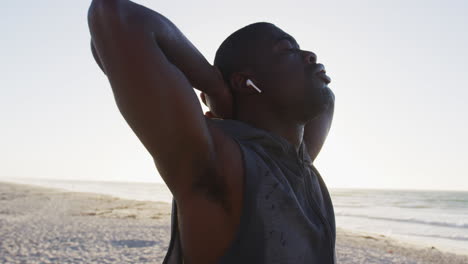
[1,182,467,264]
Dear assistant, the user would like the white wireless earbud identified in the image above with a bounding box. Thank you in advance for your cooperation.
[246,79,262,93]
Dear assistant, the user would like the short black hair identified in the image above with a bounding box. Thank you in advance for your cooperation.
[214,22,275,86]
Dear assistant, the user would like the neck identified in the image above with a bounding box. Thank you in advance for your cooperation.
[236,111,304,152]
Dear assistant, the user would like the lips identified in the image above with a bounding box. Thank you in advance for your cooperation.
[314,64,331,84]
[317,71,331,84]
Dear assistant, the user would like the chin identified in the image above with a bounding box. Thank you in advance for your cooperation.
[297,103,325,123]
[303,92,327,116]
[294,86,328,122]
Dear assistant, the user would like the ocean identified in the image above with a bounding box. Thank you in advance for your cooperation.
[332,188,468,255]
[2,178,467,255]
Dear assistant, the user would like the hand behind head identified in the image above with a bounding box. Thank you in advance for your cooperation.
[200,66,234,119]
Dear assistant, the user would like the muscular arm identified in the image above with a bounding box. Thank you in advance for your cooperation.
[91,40,105,74]
[303,88,335,163]
[88,0,225,199]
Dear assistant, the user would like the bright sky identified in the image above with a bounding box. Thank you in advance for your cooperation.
[1,0,467,191]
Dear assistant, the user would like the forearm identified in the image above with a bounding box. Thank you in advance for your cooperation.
[305,88,335,133]
[91,40,105,74]
[303,88,335,161]
[89,0,218,94]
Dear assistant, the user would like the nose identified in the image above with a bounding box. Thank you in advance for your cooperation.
[303,51,317,64]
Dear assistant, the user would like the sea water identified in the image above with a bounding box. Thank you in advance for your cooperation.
[2,178,467,255]
[332,188,468,254]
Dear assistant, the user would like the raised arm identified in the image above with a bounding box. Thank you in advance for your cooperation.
[87,0,228,199]
[303,87,335,163]
[90,40,105,74]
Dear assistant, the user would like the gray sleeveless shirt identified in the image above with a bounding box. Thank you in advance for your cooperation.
[163,119,336,264]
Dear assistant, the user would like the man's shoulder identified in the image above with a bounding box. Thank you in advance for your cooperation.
[205,118,239,146]
[206,118,247,135]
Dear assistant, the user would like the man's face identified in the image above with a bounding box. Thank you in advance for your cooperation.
[253,25,332,123]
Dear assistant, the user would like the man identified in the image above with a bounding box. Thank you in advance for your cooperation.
[88,0,336,263]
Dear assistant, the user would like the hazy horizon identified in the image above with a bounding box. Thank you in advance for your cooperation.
[1,0,467,191]
[4,177,468,192]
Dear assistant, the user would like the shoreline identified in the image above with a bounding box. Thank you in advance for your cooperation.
[1,181,467,263]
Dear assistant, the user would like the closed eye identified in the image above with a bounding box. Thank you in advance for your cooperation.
[287,48,301,54]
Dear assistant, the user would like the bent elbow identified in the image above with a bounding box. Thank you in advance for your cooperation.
[87,0,122,32]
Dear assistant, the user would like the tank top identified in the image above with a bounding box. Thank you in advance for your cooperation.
[162,119,336,264]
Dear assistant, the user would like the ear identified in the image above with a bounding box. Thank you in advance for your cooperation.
[230,72,260,96]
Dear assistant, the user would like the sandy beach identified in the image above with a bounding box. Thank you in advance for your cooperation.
[1,182,467,264]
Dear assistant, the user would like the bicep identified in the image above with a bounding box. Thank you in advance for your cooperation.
[89,6,215,197]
